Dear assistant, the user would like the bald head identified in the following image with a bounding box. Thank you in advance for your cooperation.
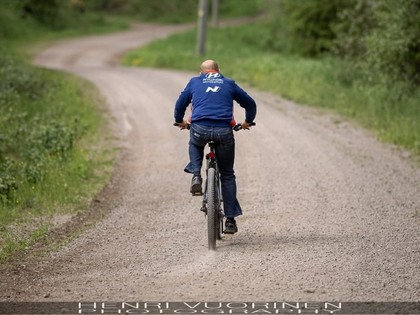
[200,60,220,73]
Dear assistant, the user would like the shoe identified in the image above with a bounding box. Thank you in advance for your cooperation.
[190,175,202,196]
[224,218,238,234]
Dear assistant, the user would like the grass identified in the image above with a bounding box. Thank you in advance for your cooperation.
[122,22,420,155]
[0,64,117,262]
[0,7,122,263]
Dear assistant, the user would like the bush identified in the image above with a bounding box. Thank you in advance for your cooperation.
[20,0,61,26]
[365,0,420,86]
[277,0,342,57]
[85,0,261,22]
[0,52,84,208]
[332,0,377,60]
[0,54,47,102]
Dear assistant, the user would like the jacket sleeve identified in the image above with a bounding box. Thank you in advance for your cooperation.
[232,83,257,123]
[174,81,193,123]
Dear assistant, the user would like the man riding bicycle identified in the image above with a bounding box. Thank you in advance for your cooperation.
[174,60,257,234]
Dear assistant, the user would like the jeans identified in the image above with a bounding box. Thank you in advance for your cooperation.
[184,123,242,218]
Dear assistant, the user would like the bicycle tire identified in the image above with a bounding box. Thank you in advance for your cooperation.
[207,167,217,250]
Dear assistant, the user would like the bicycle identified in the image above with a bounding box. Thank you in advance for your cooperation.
[174,122,255,250]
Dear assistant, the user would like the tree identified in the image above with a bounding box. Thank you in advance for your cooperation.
[365,0,420,85]
[332,0,377,60]
[280,0,342,57]
[21,0,60,26]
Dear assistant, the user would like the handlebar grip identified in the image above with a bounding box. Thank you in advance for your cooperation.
[174,122,190,130]
[233,122,256,131]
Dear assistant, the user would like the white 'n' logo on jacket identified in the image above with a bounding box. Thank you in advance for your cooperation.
[206,86,221,93]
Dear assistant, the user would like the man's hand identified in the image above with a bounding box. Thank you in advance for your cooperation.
[241,121,253,130]
[176,121,190,130]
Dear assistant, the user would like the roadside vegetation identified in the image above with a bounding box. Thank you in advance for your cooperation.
[0,1,129,262]
[123,0,420,156]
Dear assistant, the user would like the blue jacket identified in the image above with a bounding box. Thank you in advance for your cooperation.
[174,72,257,127]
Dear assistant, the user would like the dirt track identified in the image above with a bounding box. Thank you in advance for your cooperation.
[1,23,419,303]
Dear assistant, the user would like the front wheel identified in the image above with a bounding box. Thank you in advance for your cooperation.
[207,167,217,250]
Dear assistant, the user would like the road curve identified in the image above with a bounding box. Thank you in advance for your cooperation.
[1,23,419,302]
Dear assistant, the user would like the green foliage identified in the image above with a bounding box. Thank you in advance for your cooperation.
[20,0,61,26]
[122,0,198,23]
[276,0,342,56]
[365,0,420,85]
[0,46,115,261]
[0,0,128,42]
[218,0,263,17]
[0,2,38,40]
[4,0,85,30]
[0,53,47,101]
[258,0,420,90]
[332,0,377,59]
[0,51,109,216]
[84,0,262,23]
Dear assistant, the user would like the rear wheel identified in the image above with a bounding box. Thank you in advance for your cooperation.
[207,168,217,250]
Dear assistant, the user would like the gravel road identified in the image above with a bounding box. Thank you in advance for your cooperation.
[1,23,419,304]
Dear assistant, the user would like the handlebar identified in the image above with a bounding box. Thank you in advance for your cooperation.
[173,122,255,131]
[232,122,256,131]
[173,122,190,129]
